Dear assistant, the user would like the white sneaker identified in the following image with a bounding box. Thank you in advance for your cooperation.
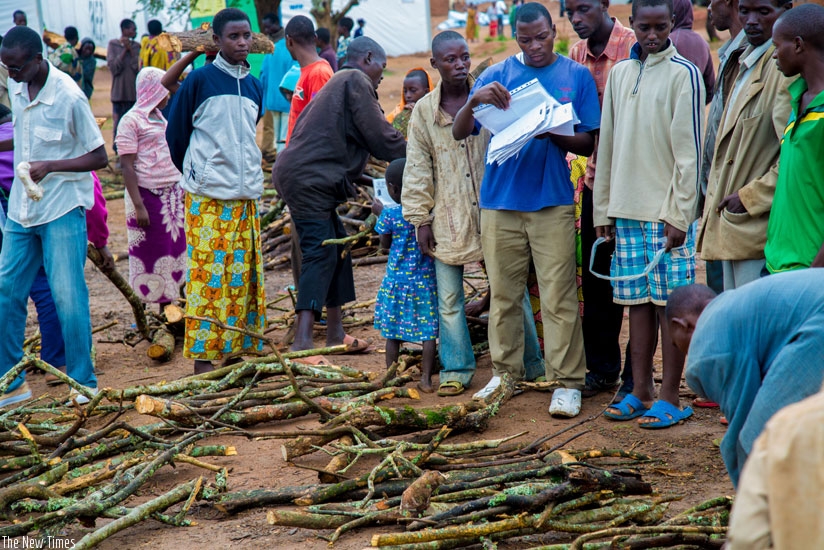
[0,382,32,409]
[66,386,99,405]
[549,388,581,418]
[473,375,501,400]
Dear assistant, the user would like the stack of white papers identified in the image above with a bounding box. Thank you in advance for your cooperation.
[473,79,579,165]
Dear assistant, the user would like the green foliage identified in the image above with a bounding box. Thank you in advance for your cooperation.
[555,38,570,56]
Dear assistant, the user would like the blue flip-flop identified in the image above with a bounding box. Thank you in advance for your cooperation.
[603,394,649,421]
[638,400,693,429]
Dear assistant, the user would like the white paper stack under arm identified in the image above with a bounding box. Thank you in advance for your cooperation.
[473,78,579,165]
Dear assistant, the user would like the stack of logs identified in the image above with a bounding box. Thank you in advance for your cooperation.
[0,349,512,545]
[0,342,731,548]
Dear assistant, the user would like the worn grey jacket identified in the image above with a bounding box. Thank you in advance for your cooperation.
[402,78,490,266]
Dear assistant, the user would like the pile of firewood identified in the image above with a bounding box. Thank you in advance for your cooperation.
[0,333,731,549]
[0,345,512,546]
[251,411,731,549]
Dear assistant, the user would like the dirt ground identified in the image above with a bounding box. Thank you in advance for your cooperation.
[14,3,735,547]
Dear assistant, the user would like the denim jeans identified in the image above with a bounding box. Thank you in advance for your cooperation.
[0,196,66,370]
[435,260,543,387]
[0,208,95,391]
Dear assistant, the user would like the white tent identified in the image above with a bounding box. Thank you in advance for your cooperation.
[0,0,185,50]
[282,0,432,57]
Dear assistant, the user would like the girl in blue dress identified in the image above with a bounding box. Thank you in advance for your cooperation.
[373,159,438,392]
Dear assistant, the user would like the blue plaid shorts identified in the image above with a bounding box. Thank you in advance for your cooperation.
[611,219,696,306]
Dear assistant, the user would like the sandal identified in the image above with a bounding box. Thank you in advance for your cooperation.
[611,380,634,404]
[638,400,693,429]
[437,380,465,397]
[329,335,371,354]
[603,394,649,421]
[692,397,719,408]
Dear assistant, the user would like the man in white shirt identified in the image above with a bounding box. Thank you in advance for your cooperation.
[495,0,508,32]
[0,26,108,407]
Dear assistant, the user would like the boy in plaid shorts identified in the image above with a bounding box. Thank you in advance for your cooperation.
[593,0,704,428]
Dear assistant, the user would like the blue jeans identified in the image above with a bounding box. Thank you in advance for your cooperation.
[0,209,95,391]
[435,260,543,387]
[0,196,66,370]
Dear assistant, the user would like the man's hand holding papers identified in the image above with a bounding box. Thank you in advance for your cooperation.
[472,78,578,165]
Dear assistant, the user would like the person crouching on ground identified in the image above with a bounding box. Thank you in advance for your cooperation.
[667,270,824,486]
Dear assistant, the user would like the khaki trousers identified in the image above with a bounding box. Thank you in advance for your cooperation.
[481,206,585,389]
[261,110,288,155]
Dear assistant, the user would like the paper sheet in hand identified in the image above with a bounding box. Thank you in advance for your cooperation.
[547,102,577,137]
[373,178,398,208]
[486,102,549,165]
[473,78,555,135]
[474,78,580,165]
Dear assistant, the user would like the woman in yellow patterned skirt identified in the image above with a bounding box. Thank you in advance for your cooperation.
[165,9,267,374]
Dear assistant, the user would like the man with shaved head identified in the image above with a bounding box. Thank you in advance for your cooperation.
[403,31,545,396]
[670,269,824,489]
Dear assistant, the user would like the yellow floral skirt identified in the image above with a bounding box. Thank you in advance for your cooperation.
[183,193,266,360]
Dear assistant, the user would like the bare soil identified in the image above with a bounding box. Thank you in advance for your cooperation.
[15,4,734,547]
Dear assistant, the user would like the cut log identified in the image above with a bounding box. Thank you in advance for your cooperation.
[319,434,354,484]
[212,485,320,514]
[266,509,350,529]
[134,387,415,426]
[135,395,190,418]
[147,327,175,362]
[163,303,185,325]
[400,471,447,517]
[43,29,108,59]
[156,23,273,54]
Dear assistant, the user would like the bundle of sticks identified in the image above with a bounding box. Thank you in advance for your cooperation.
[0,346,513,545]
[42,29,107,59]
[256,422,731,549]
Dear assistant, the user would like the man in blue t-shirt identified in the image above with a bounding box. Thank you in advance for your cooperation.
[453,2,600,418]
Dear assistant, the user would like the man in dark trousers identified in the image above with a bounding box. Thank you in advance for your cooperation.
[274,37,406,354]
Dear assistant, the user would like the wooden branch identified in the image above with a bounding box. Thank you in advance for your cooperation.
[88,244,151,339]
[72,477,203,549]
[43,29,107,59]
[155,23,273,54]
[266,509,351,529]
[569,525,728,550]
[319,434,354,484]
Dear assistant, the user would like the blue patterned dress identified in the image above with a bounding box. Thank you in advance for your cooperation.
[374,206,438,342]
